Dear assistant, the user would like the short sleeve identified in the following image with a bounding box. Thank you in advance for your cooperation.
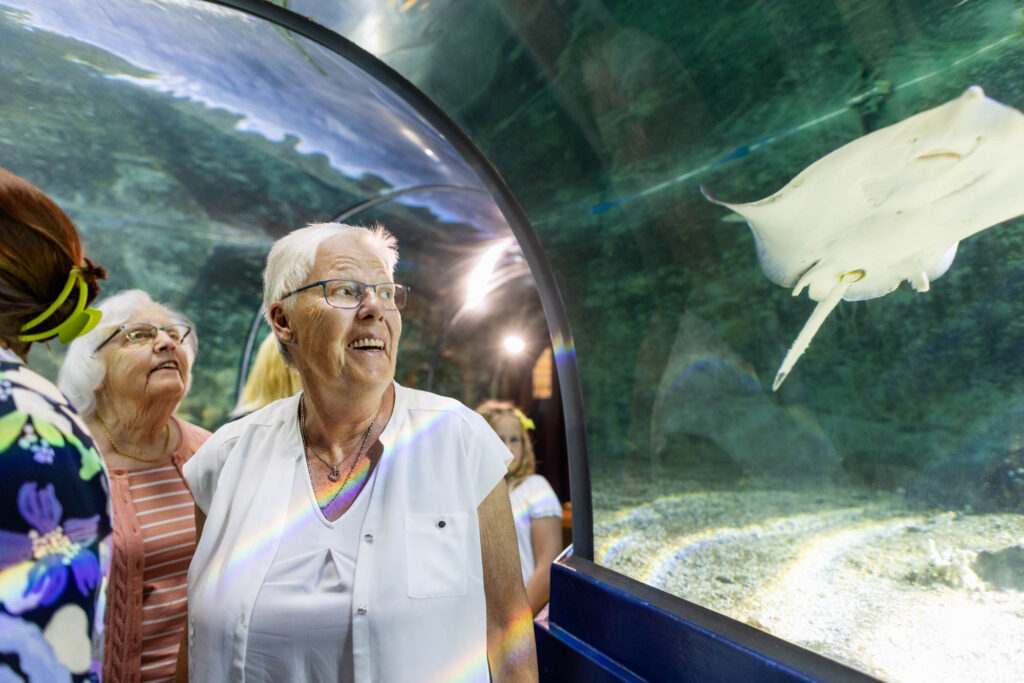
[524,475,561,520]
[468,412,513,507]
[182,435,228,514]
[173,418,212,463]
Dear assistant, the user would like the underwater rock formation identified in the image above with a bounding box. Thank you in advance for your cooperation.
[651,311,841,484]
[981,448,1024,513]
[973,545,1024,591]
[907,441,1024,514]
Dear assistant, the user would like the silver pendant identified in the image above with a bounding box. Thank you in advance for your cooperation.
[328,469,341,482]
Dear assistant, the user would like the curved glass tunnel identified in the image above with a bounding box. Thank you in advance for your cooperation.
[2,0,559,432]
[5,0,1024,680]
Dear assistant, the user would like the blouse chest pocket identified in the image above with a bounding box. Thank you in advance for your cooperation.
[405,512,468,598]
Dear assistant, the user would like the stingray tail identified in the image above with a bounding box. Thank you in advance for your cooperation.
[772,271,861,391]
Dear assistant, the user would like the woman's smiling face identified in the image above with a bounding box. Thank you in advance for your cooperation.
[97,303,193,408]
[288,234,402,392]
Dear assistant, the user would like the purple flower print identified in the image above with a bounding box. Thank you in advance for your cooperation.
[17,422,56,465]
[0,482,99,614]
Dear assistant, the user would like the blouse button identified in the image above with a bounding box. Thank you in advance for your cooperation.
[357,607,367,615]
[437,520,446,529]
[364,533,373,543]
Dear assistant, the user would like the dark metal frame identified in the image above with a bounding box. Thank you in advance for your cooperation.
[538,553,880,682]
[236,304,266,398]
[331,184,488,223]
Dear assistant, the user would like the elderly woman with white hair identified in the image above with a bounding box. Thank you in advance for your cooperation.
[58,289,210,683]
[181,223,537,682]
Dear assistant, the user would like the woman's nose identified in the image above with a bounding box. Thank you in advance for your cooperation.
[358,287,386,317]
[152,330,178,350]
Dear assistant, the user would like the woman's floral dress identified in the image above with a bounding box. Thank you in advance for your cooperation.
[0,357,112,682]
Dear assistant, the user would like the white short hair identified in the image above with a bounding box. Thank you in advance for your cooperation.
[262,222,399,363]
[57,289,198,417]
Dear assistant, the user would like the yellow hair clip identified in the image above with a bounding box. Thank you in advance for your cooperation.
[513,408,535,432]
[18,268,102,343]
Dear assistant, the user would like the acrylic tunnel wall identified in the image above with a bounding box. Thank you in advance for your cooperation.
[0,0,576,464]
[4,0,1024,681]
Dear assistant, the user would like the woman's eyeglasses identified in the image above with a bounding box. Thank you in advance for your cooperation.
[281,280,410,310]
[94,323,192,353]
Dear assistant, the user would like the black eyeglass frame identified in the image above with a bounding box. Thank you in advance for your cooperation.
[93,323,193,354]
[280,279,410,310]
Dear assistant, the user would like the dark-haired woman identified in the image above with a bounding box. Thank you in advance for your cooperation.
[0,165,111,681]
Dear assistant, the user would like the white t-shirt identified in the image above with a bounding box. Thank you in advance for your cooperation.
[508,474,561,585]
[243,455,377,682]
[184,383,511,683]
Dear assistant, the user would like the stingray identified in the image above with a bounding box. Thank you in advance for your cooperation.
[703,86,1024,391]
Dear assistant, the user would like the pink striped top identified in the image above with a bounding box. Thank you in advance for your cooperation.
[127,463,195,682]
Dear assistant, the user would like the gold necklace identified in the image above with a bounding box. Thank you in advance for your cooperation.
[298,396,375,503]
[95,414,171,464]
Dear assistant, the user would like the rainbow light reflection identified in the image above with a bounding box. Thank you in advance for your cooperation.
[198,407,458,599]
[317,457,372,518]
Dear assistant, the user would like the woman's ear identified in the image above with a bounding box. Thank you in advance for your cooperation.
[268,302,293,345]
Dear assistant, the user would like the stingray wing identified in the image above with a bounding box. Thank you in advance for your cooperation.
[704,86,1024,389]
[707,87,1024,299]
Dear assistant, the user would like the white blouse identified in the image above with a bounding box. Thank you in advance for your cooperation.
[509,474,561,584]
[184,383,511,683]
[243,456,377,682]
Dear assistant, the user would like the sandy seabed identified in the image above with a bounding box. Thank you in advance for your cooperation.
[593,481,1024,682]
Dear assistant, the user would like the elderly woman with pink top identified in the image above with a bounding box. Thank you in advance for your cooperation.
[59,289,210,682]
